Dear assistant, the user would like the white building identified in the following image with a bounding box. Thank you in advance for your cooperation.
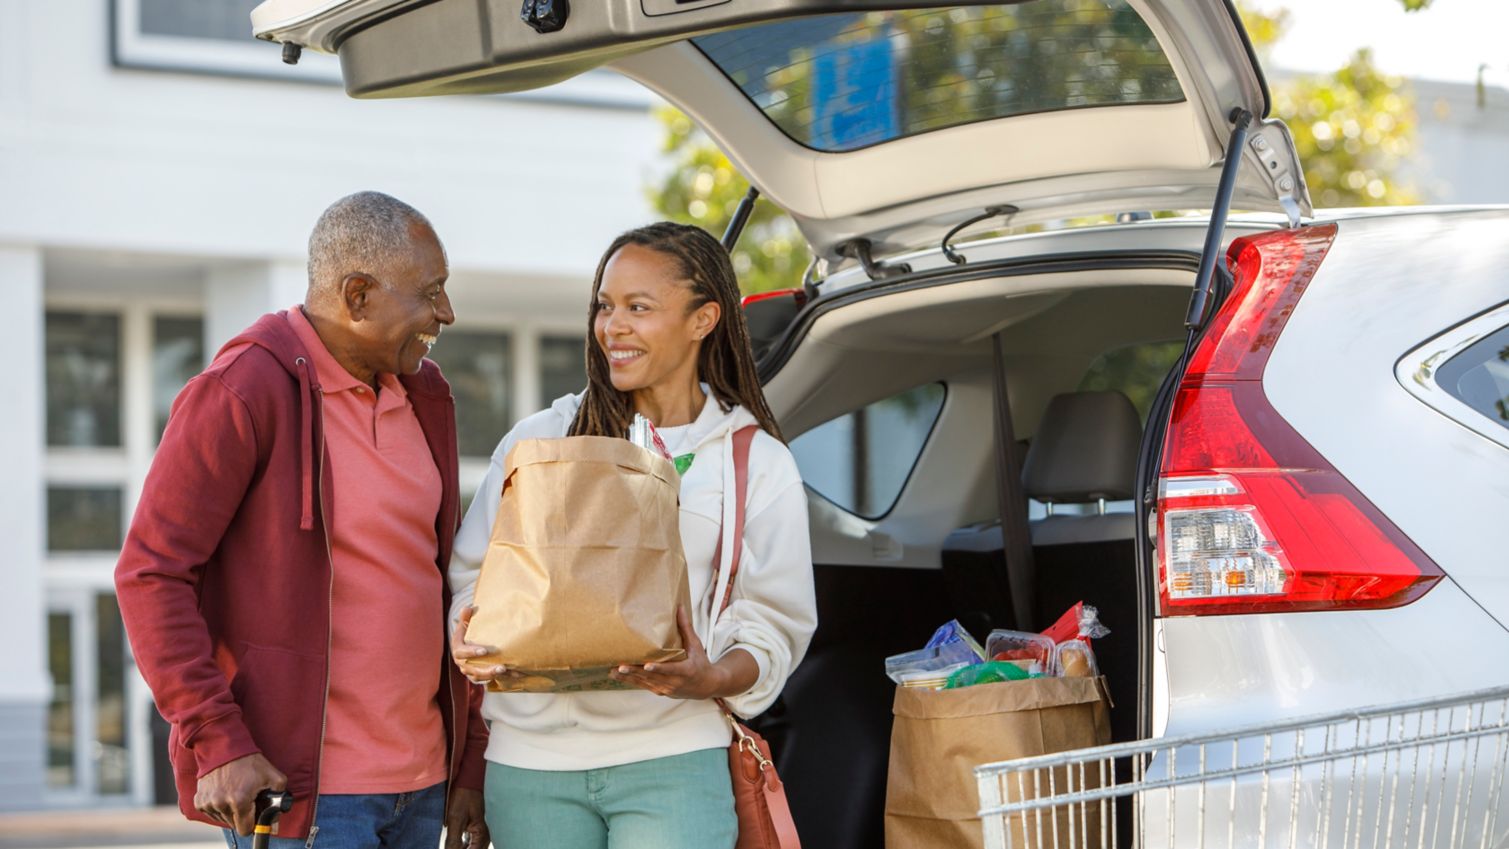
[1405,76,1509,204]
[1,0,664,811]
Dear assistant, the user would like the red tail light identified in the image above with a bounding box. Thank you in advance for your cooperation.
[1156,224,1442,616]
[740,288,806,308]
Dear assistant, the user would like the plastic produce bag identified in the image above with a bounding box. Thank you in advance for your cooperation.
[1040,601,1110,646]
[944,660,1032,689]
[985,629,1057,677]
[1055,641,1099,678]
[884,619,986,685]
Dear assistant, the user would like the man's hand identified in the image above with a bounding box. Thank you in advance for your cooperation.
[609,606,756,700]
[195,753,286,836]
[445,787,488,849]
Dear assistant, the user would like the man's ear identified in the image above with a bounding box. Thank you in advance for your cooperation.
[694,300,721,340]
[340,273,377,322]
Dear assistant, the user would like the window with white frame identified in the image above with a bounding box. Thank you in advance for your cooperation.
[112,0,343,83]
[110,0,657,104]
[539,335,587,408]
[45,311,127,555]
[45,309,205,554]
[138,0,261,41]
[428,330,515,460]
[47,312,124,450]
[153,316,208,442]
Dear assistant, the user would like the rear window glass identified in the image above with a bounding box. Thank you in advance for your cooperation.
[693,1,1184,153]
[791,383,947,519]
[1436,322,1509,433]
[1078,339,1184,423]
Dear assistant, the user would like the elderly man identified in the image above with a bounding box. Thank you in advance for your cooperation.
[116,192,488,849]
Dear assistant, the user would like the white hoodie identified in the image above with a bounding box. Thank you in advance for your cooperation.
[448,390,817,771]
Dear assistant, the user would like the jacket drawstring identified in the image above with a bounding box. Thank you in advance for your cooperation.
[295,356,316,531]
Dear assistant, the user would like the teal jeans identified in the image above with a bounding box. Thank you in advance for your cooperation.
[483,748,736,849]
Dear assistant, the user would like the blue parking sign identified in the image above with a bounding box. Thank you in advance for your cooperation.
[811,30,901,151]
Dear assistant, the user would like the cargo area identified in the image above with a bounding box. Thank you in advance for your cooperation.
[749,244,1221,848]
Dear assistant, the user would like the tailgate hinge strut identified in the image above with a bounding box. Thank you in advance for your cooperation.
[721,186,760,252]
[1185,108,1254,331]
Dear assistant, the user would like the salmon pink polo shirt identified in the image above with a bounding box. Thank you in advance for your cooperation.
[287,307,448,794]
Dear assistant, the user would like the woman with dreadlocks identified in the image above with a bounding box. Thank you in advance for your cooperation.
[447,221,816,848]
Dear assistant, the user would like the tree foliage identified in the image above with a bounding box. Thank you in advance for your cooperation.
[1239,3,1419,207]
[646,107,809,296]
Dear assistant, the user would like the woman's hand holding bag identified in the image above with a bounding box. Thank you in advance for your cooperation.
[610,606,759,699]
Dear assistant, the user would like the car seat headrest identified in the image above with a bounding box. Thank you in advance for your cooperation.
[1021,390,1142,503]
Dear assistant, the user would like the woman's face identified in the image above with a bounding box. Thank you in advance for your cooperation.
[593,244,719,395]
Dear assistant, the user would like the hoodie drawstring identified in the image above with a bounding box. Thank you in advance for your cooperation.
[295,356,316,531]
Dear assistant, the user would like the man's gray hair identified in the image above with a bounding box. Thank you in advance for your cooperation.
[307,191,433,301]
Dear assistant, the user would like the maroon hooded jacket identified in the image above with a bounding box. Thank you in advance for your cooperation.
[115,311,487,837]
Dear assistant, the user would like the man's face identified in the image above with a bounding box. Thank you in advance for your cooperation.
[349,222,454,377]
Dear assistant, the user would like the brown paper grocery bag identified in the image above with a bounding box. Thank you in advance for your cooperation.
[885,677,1111,849]
[463,436,691,693]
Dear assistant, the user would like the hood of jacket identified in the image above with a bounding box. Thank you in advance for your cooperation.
[543,385,760,452]
[217,309,453,532]
[220,312,323,530]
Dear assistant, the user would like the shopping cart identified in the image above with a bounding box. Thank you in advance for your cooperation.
[975,685,1509,849]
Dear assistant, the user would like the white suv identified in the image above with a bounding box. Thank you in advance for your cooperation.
[251,1,1509,845]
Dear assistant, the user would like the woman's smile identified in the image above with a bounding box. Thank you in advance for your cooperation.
[606,345,647,367]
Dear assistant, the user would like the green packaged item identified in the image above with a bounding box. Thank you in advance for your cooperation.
[943,660,1031,689]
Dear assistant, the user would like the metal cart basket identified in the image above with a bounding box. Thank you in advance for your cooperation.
[975,685,1509,849]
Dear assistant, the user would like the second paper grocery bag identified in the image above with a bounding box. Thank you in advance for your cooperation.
[885,677,1111,848]
[463,436,691,693]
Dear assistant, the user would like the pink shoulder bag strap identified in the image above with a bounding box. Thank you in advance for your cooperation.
[713,425,802,849]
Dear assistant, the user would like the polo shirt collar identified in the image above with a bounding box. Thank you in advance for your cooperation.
[286,305,408,400]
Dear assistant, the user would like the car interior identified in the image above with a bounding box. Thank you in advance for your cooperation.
[756,266,1195,848]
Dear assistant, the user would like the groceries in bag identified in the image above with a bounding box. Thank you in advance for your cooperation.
[884,603,1108,691]
[984,629,1056,677]
[883,606,1114,848]
[1055,640,1097,678]
[944,661,1030,689]
[884,619,986,688]
[1039,600,1110,646]
[627,412,672,460]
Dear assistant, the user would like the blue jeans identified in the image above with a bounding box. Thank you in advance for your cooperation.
[483,749,736,849]
[223,781,446,849]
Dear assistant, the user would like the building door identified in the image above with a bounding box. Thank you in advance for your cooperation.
[44,586,154,807]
